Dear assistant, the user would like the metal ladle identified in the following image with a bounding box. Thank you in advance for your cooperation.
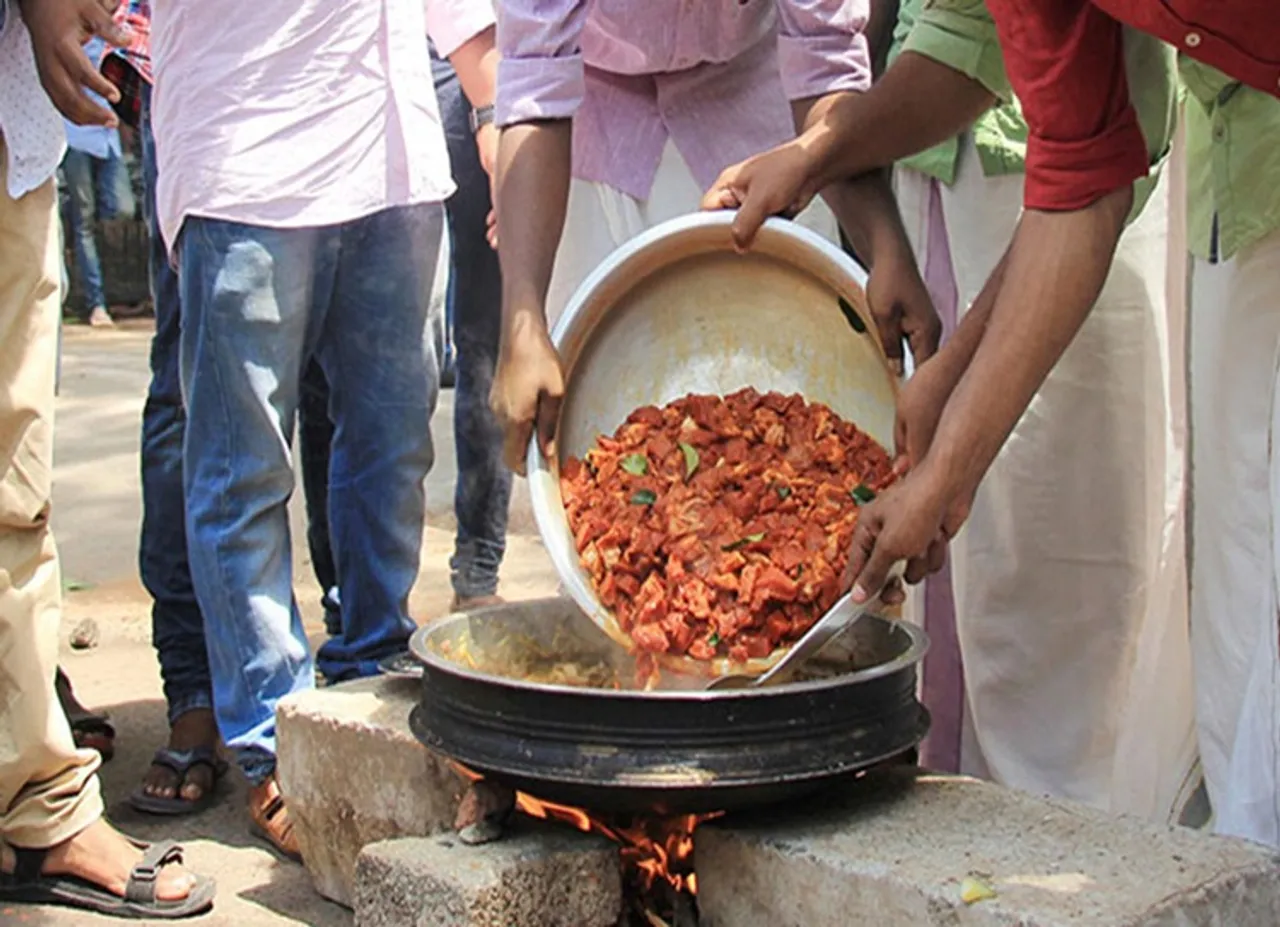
[706,563,906,691]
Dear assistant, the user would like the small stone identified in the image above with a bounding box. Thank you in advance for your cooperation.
[458,821,505,846]
[455,779,516,831]
[69,618,99,650]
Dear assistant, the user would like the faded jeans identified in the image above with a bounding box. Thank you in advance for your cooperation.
[433,48,510,600]
[138,85,342,728]
[178,205,443,781]
[61,147,134,313]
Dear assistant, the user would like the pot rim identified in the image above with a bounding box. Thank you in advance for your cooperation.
[409,599,930,702]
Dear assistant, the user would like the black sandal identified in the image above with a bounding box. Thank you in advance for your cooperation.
[0,839,215,919]
[129,747,229,816]
[55,668,116,762]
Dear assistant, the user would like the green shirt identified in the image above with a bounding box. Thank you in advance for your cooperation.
[1179,59,1280,262]
[888,0,1178,218]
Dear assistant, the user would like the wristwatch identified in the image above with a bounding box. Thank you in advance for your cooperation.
[469,104,495,134]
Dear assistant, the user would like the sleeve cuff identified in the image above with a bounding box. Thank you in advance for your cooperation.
[426,2,496,59]
[495,55,586,126]
[902,10,1011,102]
[777,33,872,99]
[1023,108,1150,211]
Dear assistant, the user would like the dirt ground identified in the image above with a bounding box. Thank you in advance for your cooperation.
[16,322,559,926]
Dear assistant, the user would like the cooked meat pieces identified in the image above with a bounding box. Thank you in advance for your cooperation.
[561,388,895,663]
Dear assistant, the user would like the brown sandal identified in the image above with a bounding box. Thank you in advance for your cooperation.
[247,777,301,862]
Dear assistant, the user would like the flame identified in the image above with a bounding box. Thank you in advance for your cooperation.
[517,792,707,896]
[452,764,717,901]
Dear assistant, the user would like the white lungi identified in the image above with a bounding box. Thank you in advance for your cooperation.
[545,140,838,326]
[1189,228,1280,847]
[895,136,1198,823]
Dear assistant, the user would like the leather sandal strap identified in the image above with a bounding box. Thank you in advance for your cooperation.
[124,840,184,903]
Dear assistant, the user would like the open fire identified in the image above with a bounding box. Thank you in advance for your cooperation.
[518,791,713,925]
[452,765,716,926]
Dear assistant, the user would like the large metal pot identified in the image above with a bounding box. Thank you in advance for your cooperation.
[409,598,929,815]
[526,212,901,680]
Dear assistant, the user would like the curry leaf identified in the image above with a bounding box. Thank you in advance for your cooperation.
[631,489,658,506]
[708,632,720,647]
[851,483,876,505]
[721,532,766,552]
[679,441,699,479]
[620,453,648,476]
[774,484,792,500]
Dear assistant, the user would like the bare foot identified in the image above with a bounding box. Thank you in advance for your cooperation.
[0,819,197,901]
[140,708,221,803]
[450,594,504,612]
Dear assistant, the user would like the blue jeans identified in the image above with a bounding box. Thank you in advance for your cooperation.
[178,205,443,781]
[138,86,348,735]
[432,49,511,600]
[137,87,213,725]
[61,147,135,312]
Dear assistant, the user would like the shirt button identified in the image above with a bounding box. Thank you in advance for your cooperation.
[1185,32,1201,47]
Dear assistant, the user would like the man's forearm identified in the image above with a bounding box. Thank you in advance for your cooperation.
[922,186,1132,497]
[449,26,498,108]
[495,120,573,328]
[791,99,912,269]
[818,169,909,267]
[802,51,996,188]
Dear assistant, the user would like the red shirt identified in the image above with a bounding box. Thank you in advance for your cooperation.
[982,0,1280,211]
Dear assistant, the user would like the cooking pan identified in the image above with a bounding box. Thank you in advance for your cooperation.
[409,598,929,815]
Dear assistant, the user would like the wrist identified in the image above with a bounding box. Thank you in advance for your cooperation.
[501,299,548,339]
[913,443,973,516]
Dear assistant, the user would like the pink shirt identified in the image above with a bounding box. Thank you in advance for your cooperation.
[495,0,870,200]
[150,0,495,252]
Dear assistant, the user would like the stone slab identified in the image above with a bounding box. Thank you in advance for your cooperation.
[697,768,1280,927]
[276,675,464,907]
[353,820,622,927]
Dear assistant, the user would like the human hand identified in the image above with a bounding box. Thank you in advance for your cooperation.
[490,316,565,475]
[19,0,129,127]
[844,463,971,604]
[866,241,941,377]
[700,138,820,251]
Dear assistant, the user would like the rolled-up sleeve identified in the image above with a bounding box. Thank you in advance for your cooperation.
[775,0,872,100]
[902,0,1011,102]
[983,0,1148,211]
[425,0,497,59]
[494,0,589,127]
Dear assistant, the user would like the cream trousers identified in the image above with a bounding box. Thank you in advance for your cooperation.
[0,134,102,848]
[1189,228,1280,848]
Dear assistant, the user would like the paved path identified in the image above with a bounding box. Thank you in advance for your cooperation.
[25,322,558,926]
